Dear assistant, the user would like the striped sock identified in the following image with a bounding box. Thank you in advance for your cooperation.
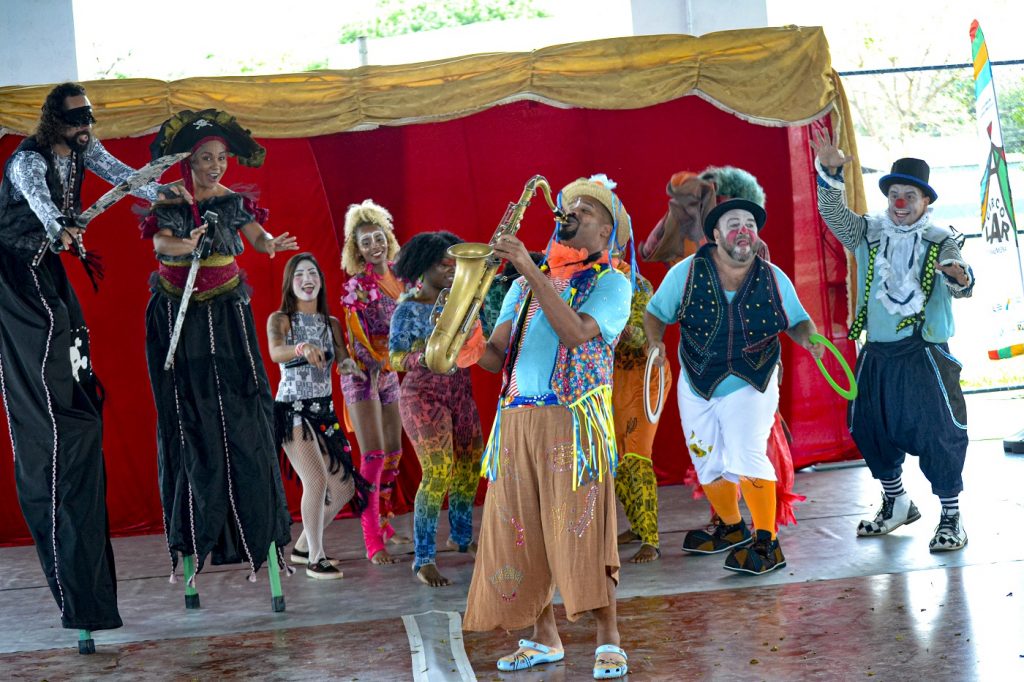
[939,495,959,515]
[880,477,905,498]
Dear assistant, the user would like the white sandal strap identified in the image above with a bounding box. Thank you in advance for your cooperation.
[517,639,552,654]
[595,644,627,659]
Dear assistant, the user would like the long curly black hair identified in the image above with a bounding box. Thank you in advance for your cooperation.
[34,82,87,148]
[394,231,463,285]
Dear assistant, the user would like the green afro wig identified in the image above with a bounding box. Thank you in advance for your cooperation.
[699,166,766,208]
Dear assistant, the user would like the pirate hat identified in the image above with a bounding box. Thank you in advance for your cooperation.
[150,109,265,167]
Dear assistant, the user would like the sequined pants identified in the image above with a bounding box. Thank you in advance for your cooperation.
[464,405,619,631]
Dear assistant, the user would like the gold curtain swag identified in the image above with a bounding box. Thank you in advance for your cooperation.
[0,26,864,206]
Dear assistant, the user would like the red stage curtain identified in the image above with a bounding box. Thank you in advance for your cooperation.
[0,95,856,546]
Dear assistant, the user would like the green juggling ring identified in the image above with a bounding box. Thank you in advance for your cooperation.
[809,333,858,401]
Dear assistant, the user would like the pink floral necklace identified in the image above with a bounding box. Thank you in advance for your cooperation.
[341,261,392,312]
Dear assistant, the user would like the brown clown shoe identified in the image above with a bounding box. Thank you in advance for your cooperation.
[723,529,787,575]
[682,519,753,555]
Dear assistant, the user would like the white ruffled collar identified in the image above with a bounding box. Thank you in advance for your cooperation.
[868,209,936,317]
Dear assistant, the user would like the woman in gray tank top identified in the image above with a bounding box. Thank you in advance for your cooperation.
[267,253,370,579]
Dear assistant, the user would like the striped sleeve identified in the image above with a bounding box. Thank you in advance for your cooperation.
[815,160,867,250]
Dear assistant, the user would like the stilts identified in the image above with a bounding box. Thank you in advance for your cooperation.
[180,546,285,612]
[77,630,94,655]
[268,541,286,613]
[183,554,200,609]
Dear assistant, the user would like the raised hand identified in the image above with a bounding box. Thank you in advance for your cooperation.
[809,128,855,173]
[264,232,299,259]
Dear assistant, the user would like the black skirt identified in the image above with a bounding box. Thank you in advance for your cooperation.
[145,280,291,575]
[273,395,371,514]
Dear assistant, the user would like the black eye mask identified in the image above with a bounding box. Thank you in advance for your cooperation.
[60,106,96,127]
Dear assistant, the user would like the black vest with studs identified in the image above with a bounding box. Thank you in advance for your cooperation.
[677,244,790,400]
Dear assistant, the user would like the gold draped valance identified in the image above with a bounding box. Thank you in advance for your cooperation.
[0,25,864,212]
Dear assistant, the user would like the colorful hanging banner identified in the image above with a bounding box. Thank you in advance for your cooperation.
[970,19,1024,359]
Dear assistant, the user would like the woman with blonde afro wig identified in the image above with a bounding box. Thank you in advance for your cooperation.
[338,199,409,565]
[342,200,401,275]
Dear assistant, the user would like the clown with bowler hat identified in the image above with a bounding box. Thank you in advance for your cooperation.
[811,129,974,553]
[643,185,824,575]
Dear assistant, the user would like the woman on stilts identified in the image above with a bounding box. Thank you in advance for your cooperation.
[143,109,297,582]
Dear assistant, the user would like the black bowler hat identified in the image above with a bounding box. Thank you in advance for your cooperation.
[703,198,767,243]
[878,158,938,203]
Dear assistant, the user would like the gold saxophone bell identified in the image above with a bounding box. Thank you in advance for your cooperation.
[424,175,566,374]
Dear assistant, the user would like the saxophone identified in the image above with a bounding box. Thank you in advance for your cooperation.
[425,175,567,374]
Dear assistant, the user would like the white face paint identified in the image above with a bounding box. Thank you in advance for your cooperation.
[355,225,390,266]
[714,209,760,264]
[292,260,321,302]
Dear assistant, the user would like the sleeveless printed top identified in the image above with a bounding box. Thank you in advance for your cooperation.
[276,312,334,401]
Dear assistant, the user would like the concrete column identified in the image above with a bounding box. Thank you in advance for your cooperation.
[0,0,78,86]
[631,0,767,36]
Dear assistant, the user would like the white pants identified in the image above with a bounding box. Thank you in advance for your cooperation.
[677,367,779,485]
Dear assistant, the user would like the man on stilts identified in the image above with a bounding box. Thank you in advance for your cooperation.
[0,83,161,638]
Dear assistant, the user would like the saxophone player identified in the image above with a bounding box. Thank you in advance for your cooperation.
[463,175,632,679]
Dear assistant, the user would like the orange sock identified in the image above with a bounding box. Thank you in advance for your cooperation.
[740,477,777,538]
[702,478,741,525]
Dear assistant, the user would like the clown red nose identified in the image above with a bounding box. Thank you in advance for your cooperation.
[894,198,907,209]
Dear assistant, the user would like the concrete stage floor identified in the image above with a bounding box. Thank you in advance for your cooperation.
[1,392,1022,680]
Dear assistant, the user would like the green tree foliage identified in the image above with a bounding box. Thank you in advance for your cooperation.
[338,0,550,44]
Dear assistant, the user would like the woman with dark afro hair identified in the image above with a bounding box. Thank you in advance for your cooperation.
[389,231,484,587]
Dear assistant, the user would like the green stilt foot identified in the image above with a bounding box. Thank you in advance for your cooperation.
[268,542,285,612]
[78,630,95,655]
[183,554,200,610]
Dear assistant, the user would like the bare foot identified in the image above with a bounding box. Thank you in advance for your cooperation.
[446,538,477,555]
[629,543,661,564]
[415,564,451,587]
[388,532,412,545]
[370,549,397,565]
[617,529,639,545]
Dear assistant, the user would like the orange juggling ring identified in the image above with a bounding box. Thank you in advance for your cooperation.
[809,333,857,401]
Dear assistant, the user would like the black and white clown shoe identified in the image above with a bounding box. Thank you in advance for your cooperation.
[857,492,921,536]
[929,510,968,552]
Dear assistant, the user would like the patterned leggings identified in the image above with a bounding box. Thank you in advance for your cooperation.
[398,367,483,571]
[612,364,672,548]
